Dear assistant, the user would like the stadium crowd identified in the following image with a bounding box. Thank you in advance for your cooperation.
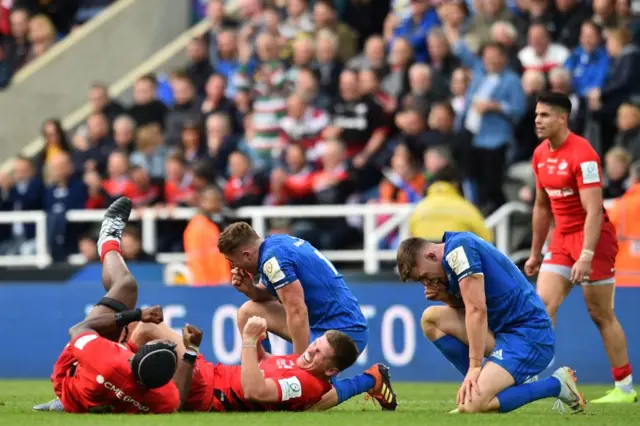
[0,0,116,87]
[1,0,640,274]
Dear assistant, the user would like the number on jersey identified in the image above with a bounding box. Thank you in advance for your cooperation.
[314,249,339,276]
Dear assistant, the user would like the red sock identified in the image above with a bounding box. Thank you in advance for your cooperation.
[100,240,122,263]
[612,363,632,382]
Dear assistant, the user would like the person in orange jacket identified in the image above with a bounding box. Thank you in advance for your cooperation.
[607,161,640,287]
[183,186,231,286]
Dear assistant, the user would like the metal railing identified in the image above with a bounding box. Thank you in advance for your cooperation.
[0,201,532,272]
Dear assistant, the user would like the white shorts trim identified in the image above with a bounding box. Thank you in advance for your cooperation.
[539,264,571,280]
[539,264,616,286]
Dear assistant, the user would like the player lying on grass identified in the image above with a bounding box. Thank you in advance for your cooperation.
[397,232,586,414]
[125,316,395,412]
[34,197,201,414]
[217,222,396,410]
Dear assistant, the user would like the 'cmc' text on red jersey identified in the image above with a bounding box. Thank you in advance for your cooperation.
[51,332,179,414]
[532,132,608,233]
[184,354,331,412]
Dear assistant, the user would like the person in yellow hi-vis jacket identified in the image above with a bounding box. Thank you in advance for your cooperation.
[607,162,640,287]
[184,186,231,286]
[409,167,493,243]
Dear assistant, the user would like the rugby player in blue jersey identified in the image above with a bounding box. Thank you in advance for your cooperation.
[217,221,397,410]
[397,232,586,414]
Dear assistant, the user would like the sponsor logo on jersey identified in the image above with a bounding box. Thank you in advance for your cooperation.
[264,257,286,283]
[580,161,600,184]
[490,349,503,361]
[545,188,574,198]
[96,375,150,412]
[558,160,568,171]
[445,247,471,276]
[278,377,302,401]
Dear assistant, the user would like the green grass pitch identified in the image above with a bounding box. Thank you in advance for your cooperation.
[1,380,637,425]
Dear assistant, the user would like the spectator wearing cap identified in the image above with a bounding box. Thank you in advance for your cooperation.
[186,35,214,97]
[615,102,640,162]
[347,35,389,76]
[235,32,287,164]
[409,165,492,242]
[0,155,43,255]
[392,0,440,63]
[130,124,168,179]
[87,82,125,125]
[44,152,87,262]
[128,74,168,128]
[518,22,570,74]
[279,93,329,164]
[312,29,343,98]
[165,72,202,147]
[564,21,609,98]
[313,0,357,63]
[223,150,266,208]
[204,113,238,175]
[452,38,526,212]
[184,186,231,286]
[180,120,206,167]
[607,161,640,287]
[201,74,242,135]
[112,114,137,155]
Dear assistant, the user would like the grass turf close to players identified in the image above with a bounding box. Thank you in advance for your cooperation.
[1,380,637,425]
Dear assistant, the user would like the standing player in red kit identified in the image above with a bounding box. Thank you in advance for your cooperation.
[34,197,201,413]
[127,317,396,412]
[525,93,637,403]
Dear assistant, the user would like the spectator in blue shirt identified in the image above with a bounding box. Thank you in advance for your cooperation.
[564,21,609,98]
[392,0,440,63]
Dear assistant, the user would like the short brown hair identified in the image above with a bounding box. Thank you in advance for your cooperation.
[325,330,359,372]
[217,222,260,255]
[397,238,427,282]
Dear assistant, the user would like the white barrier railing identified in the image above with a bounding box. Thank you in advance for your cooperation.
[0,201,533,272]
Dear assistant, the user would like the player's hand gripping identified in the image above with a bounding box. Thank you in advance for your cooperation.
[524,253,543,276]
[242,316,268,345]
[183,324,203,353]
[571,258,592,284]
[231,267,254,295]
[140,305,164,324]
[457,366,482,406]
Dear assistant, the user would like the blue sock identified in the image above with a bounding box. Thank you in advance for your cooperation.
[497,377,561,413]
[432,335,470,376]
[261,337,272,353]
[333,374,376,404]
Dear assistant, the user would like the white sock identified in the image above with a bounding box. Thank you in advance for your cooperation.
[615,374,634,394]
